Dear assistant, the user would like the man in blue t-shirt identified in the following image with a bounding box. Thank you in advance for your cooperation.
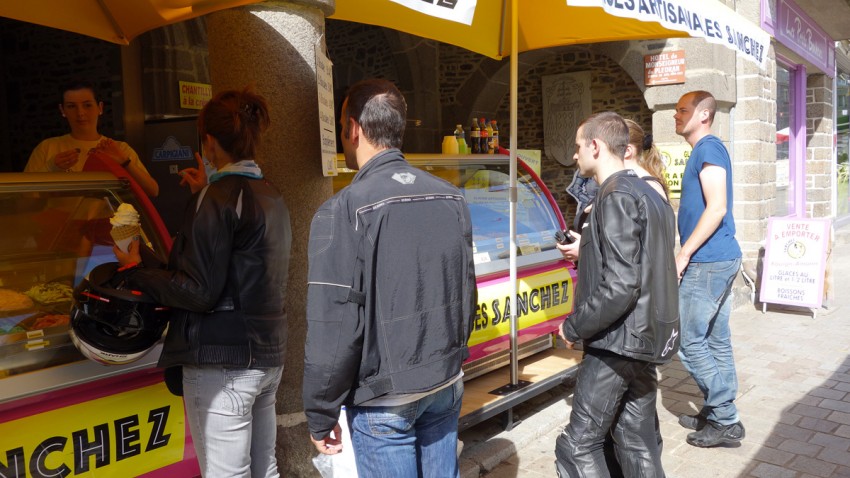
[674,90,745,448]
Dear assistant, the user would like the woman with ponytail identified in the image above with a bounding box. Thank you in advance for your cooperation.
[116,87,292,477]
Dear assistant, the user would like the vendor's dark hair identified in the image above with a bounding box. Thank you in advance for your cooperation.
[198,87,270,161]
[578,111,628,159]
[61,81,99,104]
[343,79,407,149]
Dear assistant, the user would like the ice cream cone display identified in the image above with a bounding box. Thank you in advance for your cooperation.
[110,203,141,252]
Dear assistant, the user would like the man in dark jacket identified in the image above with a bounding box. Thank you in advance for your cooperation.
[303,79,477,478]
[554,112,679,477]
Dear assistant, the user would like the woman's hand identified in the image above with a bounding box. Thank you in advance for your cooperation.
[113,238,143,266]
[53,149,81,171]
[556,231,581,262]
[90,138,126,165]
[179,153,208,194]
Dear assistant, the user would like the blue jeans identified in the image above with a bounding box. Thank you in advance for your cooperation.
[347,379,463,478]
[678,258,741,425]
[182,365,283,478]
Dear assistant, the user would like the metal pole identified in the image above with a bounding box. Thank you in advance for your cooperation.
[508,0,519,386]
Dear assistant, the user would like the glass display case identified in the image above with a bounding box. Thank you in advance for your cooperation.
[0,172,170,401]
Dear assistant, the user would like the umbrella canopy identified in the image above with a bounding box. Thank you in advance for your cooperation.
[332,0,769,68]
[0,0,261,45]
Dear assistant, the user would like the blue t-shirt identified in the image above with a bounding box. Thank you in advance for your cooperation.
[677,135,741,262]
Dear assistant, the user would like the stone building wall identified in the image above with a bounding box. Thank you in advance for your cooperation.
[0,19,122,172]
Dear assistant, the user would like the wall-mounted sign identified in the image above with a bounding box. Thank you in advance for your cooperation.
[178,81,212,110]
[315,44,338,177]
[645,50,686,86]
[775,0,835,75]
[759,217,830,309]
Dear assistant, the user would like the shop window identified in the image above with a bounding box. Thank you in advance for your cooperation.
[775,65,792,216]
[837,72,849,221]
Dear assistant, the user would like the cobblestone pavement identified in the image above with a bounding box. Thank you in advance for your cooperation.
[460,239,850,478]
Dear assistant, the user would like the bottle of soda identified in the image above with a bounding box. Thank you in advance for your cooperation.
[485,120,495,154]
[478,118,489,154]
[453,124,467,155]
[490,119,499,153]
[470,118,481,154]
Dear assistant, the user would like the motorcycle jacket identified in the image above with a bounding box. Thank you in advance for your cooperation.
[561,169,679,363]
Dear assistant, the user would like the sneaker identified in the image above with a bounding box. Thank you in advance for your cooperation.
[686,421,745,447]
[678,414,707,431]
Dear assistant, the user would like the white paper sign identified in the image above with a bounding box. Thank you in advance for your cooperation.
[316,44,338,177]
[759,217,830,308]
[390,0,477,25]
[567,0,770,68]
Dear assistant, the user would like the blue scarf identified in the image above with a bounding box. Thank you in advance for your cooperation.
[208,159,263,183]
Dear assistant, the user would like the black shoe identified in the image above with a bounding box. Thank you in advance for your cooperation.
[678,414,707,431]
[686,421,745,447]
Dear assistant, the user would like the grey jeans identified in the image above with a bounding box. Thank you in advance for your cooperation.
[183,365,283,477]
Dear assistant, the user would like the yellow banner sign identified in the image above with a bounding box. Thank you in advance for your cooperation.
[179,81,212,110]
[0,382,185,478]
[470,267,574,347]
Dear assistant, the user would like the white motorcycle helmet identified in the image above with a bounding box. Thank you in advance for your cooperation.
[70,262,169,365]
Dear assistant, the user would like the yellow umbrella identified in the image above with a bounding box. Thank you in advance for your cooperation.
[332,0,769,66]
[0,0,262,45]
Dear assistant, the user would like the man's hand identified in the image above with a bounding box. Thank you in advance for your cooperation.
[675,251,690,279]
[179,153,208,194]
[557,322,575,349]
[556,231,581,262]
[310,423,344,455]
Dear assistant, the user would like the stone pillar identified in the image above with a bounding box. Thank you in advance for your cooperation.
[806,73,834,219]
[206,1,332,475]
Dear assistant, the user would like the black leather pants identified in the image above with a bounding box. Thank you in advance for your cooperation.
[555,350,664,478]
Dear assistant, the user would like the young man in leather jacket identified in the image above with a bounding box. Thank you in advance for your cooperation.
[554,112,679,477]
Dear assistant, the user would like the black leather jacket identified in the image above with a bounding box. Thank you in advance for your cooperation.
[131,174,291,369]
[561,170,679,363]
[303,149,477,439]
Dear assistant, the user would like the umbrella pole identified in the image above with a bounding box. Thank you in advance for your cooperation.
[508,0,519,390]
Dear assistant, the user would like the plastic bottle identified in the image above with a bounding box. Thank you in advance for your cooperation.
[441,135,459,155]
[478,118,489,154]
[490,119,499,153]
[470,118,481,154]
[454,124,467,155]
[485,120,495,154]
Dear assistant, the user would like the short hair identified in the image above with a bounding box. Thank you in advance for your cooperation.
[342,79,407,149]
[198,87,270,161]
[61,80,99,104]
[578,112,628,160]
[686,90,717,124]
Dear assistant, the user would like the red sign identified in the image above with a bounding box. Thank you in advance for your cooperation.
[644,50,686,86]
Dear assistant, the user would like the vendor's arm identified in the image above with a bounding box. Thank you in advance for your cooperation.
[561,192,642,342]
[675,164,727,277]
[91,138,160,197]
[24,140,79,172]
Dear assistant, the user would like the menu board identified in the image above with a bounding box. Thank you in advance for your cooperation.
[759,217,830,309]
